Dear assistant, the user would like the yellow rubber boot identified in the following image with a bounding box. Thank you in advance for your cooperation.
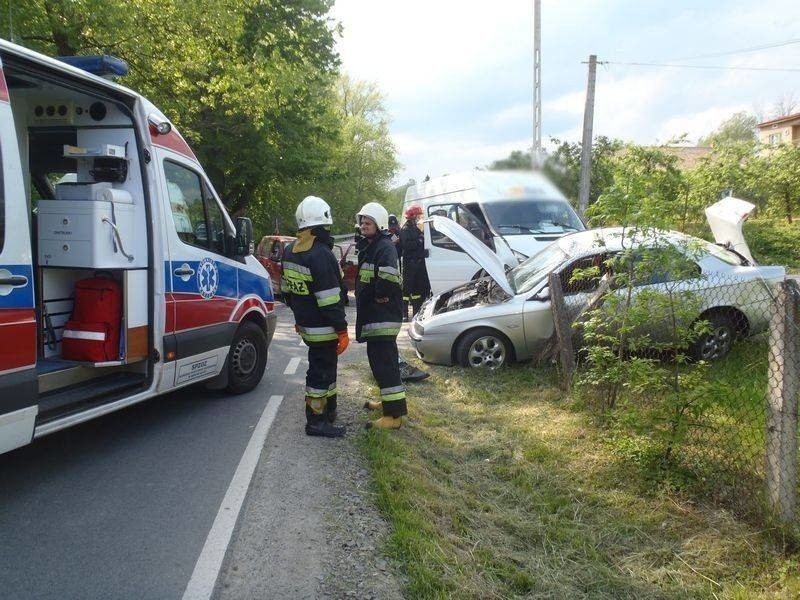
[363,400,382,411]
[366,416,402,430]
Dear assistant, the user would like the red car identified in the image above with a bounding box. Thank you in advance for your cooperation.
[256,235,358,300]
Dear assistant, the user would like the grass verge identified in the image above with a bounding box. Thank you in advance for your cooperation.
[350,356,800,599]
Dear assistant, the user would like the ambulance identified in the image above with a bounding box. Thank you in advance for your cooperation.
[0,39,276,455]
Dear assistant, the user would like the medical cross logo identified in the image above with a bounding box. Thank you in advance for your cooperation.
[197,258,219,300]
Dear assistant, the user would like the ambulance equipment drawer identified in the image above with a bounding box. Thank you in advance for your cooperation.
[37,200,142,268]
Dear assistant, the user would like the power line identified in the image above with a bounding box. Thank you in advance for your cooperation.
[667,37,800,62]
[604,61,800,73]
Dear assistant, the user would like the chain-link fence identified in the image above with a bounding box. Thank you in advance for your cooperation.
[548,257,800,535]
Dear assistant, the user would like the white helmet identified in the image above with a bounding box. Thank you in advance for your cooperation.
[295,195,333,229]
[357,201,389,231]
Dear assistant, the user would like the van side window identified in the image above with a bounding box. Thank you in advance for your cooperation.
[164,160,226,255]
[427,203,492,251]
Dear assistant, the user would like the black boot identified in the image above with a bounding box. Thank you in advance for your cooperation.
[326,396,337,423]
[305,406,346,438]
[399,358,430,382]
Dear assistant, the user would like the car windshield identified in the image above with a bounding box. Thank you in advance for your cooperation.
[510,242,569,294]
[482,199,584,235]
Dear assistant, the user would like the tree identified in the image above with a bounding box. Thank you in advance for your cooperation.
[488,150,532,170]
[754,144,800,224]
[2,0,343,219]
[698,112,757,147]
[587,144,688,230]
[541,136,622,207]
[248,74,399,235]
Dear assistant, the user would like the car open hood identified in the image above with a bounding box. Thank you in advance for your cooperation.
[428,215,515,296]
[705,196,756,264]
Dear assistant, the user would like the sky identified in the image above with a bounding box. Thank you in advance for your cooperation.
[329,0,800,186]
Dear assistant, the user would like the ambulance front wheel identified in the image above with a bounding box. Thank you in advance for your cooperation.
[227,321,268,394]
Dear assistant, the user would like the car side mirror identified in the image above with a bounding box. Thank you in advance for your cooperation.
[234,217,254,257]
[530,286,550,302]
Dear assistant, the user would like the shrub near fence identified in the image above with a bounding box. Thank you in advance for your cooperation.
[549,247,799,539]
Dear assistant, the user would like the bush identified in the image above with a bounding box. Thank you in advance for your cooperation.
[743,219,800,269]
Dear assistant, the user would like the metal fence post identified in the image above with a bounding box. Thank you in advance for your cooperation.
[549,272,575,390]
[766,279,800,525]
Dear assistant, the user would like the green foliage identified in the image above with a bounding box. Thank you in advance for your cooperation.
[698,111,758,147]
[541,136,622,206]
[488,149,532,170]
[751,143,800,224]
[586,144,690,229]
[744,219,800,269]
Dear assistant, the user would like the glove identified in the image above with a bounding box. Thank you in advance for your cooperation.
[336,330,350,355]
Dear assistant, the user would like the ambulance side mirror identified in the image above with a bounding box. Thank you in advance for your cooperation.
[234,217,254,257]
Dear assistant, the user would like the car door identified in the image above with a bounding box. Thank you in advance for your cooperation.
[159,154,239,384]
[0,60,38,452]
[424,203,495,294]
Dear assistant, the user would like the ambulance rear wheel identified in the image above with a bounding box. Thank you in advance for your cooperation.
[227,321,268,394]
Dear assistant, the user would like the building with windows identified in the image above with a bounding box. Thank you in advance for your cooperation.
[757,112,800,147]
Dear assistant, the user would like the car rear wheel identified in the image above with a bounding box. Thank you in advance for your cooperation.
[689,313,735,361]
[227,321,268,394]
[456,328,511,370]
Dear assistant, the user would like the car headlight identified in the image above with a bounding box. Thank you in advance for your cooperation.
[412,320,424,337]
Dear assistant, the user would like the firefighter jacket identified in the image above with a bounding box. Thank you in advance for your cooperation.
[281,230,347,345]
[355,232,403,342]
[399,221,430,300]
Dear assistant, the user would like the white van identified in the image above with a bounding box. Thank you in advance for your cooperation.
[403,170,584,294]
[0,40,275,455]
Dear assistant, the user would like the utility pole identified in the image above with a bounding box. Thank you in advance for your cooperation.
[578,54,597,215]
[532,0,542,169]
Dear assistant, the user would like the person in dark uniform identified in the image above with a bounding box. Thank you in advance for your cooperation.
[399,204,431,320]
[355,202,407,430]
[281,196,349,438]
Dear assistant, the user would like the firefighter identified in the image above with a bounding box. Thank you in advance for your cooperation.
[399,204,431,320]
[281,196,349,438]
[355,202,407,430]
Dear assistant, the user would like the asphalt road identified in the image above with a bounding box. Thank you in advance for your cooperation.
[0,303,309,600]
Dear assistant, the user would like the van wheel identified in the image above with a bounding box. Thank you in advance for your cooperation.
[456,328,511,370]
[227,322,268,394]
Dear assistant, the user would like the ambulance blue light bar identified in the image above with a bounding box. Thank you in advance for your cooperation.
[56,55,129,78]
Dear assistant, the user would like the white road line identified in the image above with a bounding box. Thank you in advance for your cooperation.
[284,356,302,375]
[181,394,285,600]
[298,337,305,347]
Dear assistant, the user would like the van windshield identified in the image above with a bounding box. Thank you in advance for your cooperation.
[482,199,584,235]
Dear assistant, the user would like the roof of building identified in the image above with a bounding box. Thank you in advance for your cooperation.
[756,112,800,129]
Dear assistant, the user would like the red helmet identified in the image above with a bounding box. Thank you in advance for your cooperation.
[405,204,423,219]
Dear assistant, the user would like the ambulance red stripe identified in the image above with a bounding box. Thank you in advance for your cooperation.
[149,126,197,161]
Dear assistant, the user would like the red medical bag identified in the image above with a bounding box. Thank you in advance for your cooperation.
[61,275,122,362]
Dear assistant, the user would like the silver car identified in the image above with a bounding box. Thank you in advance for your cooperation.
[409,209,785,369]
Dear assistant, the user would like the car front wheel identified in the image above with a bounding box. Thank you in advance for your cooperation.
[227,321,268,394]
[456,328,511,370]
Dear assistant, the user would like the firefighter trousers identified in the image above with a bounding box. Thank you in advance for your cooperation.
[366,340,407,417]
[305,343,338,420]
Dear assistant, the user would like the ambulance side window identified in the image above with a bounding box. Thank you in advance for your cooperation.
[202,182,226,255]
[164,160,226,255]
